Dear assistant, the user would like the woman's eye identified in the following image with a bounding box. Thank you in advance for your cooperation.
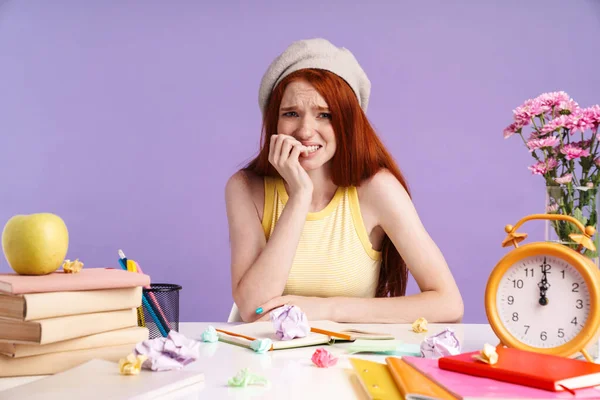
[282,111,298,117]
[320,113,332,119]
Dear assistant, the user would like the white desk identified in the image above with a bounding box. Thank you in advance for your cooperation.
[0,322,498,399]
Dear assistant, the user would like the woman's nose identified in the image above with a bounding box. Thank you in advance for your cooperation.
[295,117,315,139]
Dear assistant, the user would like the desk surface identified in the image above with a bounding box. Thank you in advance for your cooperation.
[0,322,498,399]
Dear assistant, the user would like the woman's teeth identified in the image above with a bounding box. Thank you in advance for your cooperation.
[305,145,320,153]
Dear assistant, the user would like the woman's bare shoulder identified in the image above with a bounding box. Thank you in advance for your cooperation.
[357,169,408,202]
[225,169,265,220]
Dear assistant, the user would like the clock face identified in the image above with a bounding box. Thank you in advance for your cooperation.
[496,254,590,348]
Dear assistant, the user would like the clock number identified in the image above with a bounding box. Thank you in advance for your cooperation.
[572,317,578,325]
[572,282,579,292]
[540,331,547,341]
[561,270,565,279]
[507,295,514,305]
[512,312,519,321]
[524,325,530,334]
[576,299,583,309]
[558,328,564,338]
[525,268,534,277]
[512,279,524,289]
[540,264,551,274]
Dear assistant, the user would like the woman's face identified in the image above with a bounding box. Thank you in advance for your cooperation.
[277,80,336,170]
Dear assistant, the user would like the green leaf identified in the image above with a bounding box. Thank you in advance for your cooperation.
[584,247,598,259]
[573,207,588,226]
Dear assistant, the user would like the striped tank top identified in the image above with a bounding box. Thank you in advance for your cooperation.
[261,176,382,298]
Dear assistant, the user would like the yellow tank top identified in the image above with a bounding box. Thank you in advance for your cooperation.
[261,176,382,298]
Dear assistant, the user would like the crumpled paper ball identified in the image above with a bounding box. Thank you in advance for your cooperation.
[412,317,428,333]
[472,343,498,365]
[420,327,461,359]
[250,338,272,353]
[62,259,84,273]
[311,348,338,368]
[134,330,200,371]
[118,353,148,375]
[227,368,269,387]
[270,305,309,340]
[201,325,218,343]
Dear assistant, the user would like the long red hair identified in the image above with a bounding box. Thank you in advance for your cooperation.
[245,68,411,297]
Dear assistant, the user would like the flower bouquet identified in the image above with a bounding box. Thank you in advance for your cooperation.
[503,91,600,258]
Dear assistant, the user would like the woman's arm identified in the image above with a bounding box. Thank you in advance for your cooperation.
[256,169,464,323]
[225,170,310,322]
[333,169,463,323]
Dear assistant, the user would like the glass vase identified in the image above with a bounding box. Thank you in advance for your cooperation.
[546,184,600,362]
[545,184,600,266]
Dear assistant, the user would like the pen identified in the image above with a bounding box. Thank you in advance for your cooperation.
[118,249,127,268]
[118,250,168,337]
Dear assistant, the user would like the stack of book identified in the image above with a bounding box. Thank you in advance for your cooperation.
[0,268,151,377]
[350,347,600,398]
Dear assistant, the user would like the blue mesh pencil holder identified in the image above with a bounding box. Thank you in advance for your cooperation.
[139,283,182,339]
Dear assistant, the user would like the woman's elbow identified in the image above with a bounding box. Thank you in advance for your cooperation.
[444,292,464,323]
[232,292,256,323]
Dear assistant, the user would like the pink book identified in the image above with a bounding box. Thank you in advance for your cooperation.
[402,356,600,399]
[0,268,151,294]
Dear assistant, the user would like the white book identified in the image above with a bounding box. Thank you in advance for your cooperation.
[0,359,204,400]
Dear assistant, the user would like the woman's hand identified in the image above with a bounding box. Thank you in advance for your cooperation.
[268,135,313,202]
[253,295,334,322]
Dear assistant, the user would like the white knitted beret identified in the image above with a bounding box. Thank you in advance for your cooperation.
[258,38,371,115]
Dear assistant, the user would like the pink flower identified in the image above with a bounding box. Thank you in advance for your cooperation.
[556,98,580,115]
[540,115,570,135]
[270,305,309,341]
[573,139,592,149]
[526,136,559,152]
[528,158,558,175]
[565,111,595,134]
[503,121,524,139]
[582,105,600,131]
[311,348,338,368]
[561,144,590,160]
[554,173,573,184]
[513,98,547,125]
[595,158,600,167]
[537,91,571,109]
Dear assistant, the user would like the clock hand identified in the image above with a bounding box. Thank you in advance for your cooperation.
[538,258,551,306]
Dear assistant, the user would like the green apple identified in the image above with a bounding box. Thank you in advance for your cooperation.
[2,213,69,275]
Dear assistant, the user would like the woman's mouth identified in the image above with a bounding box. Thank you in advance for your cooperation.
[301,145,322,158]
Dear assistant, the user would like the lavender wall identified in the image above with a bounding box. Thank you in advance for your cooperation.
[1,0,599,323]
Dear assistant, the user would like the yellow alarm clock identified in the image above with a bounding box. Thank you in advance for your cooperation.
[485,213,600,362]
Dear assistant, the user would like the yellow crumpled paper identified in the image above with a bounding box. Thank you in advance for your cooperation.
[118,353,148,375]
[411,317,428,333]
[62,259,84,273]
[472,343,498,365]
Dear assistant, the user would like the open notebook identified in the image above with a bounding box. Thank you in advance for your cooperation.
[216,320,394,351]
[0,359,204,400]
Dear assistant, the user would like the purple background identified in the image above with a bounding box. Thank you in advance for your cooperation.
[1,0,599,323]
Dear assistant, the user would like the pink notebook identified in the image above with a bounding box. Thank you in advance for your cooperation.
[0,268,151,294]
[402,356,600,399]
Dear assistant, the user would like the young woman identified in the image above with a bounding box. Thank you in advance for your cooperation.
[225,38,463,323]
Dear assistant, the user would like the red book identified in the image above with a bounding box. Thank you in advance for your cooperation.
[439,347,600,392]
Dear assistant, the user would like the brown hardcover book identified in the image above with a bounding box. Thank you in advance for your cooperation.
[0,308,138,344]
[0,286,142,321]
[0,326,148,358]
